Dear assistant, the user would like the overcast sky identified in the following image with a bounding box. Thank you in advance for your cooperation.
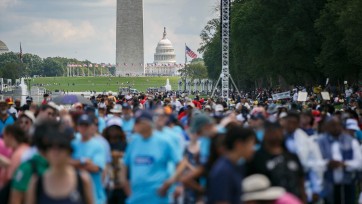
[0,0,218,64]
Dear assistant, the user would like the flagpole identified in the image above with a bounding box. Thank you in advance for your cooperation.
[184,43,187,92]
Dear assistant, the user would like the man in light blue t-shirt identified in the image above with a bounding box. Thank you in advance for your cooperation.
[121,103,135,142]
[71,114,107,204]
[123,111,181,204]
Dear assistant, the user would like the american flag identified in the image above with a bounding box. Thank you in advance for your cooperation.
[186,45,197,59]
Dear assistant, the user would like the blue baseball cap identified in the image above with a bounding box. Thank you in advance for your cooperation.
[77,114,94,125]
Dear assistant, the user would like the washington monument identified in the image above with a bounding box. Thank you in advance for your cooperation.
[116,0,144,76]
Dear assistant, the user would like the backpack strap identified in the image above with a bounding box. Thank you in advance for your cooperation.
[30,158,38,176]
[76,170,85,202]
[35,175,43,204]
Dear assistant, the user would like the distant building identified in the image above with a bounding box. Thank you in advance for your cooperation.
[145,28,184,76]
[0,40,9,55]
[116,0,144,76]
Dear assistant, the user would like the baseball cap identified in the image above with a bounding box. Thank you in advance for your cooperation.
[125,95,132,100]
[26,96,33,102]
[77,114,94,125]
[98,103,107,109]
[122,103,131,110]
[135,110,153,123]
[250,113,265,120]
[346,119,360,131]
[5,98,14,105]
[189,113,214,134]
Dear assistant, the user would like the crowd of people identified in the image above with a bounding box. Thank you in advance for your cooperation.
[0,86,361,204]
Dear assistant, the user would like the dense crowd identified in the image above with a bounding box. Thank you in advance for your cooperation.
[0,86,361,204]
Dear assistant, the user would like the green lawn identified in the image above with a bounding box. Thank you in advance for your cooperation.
[32,76,180,92]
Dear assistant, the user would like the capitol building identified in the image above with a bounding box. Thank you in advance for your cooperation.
[145,28,184,76]
[0,40,9,55]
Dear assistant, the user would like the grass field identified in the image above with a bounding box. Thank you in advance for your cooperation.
[32,76,181,92]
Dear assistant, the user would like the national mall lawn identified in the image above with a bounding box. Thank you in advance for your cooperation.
[32,76,180,92]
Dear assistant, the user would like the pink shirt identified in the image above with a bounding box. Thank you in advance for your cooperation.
[6,144,30,180]
[0,139,12,187]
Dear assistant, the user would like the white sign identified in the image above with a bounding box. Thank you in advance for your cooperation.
[321,92,331,101]
[272,91,290,100]
[297,91,308,102]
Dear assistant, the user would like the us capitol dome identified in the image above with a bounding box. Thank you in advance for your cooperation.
[145,27,184,76]
[0,40,9,54]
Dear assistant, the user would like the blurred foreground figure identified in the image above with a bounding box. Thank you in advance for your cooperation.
[317,117,362,204]
[26,121,94,204]
[207,126,256,204]
[242,174,302,204]
[122,111,181,204]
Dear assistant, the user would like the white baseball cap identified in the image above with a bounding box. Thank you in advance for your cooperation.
[346,119,360,131]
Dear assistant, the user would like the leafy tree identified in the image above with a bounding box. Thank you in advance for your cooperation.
[41,57,63,77]
[22,54,43,76]
[179,60,208,81]
[0,63,24,81]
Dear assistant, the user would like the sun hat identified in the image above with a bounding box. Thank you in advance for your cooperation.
[110,104,122,113]
[47,102,59,111]
[204,105,212,110]
[346,119,360,131]
[22,110,36,123]
[242,174,285,202]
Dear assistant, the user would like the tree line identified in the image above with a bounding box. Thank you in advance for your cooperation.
[199,0,362,89]
[0,52,115,81]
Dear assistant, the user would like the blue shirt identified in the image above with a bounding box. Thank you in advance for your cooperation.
[0,115,15,134]
[98,117,106,134]
[72,138,107,204]
[199,137,211,165]
[124,132,181,204]
[93,135,112,164]
[207,156,243,204]
[122,118,135,142]
[285,133,298,154]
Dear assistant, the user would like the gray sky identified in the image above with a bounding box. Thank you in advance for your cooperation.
[0,0,218,64]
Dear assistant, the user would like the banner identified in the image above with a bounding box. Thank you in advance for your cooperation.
[297,92,308,102]
[272,91,290,100]
[321,92,331,101]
